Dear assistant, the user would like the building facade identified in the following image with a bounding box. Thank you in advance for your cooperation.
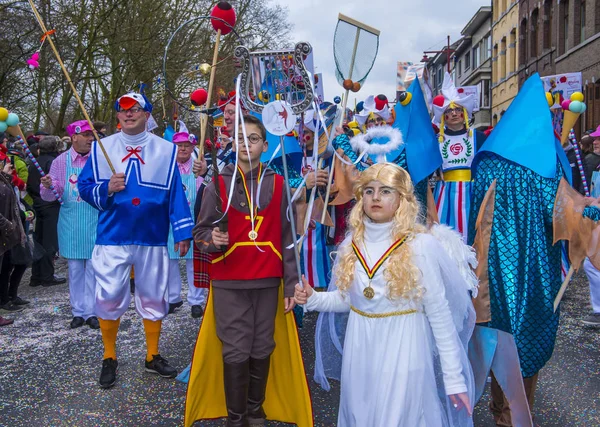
[426,40,461,97]
[491,0,520,124]
[517,0,557,86]
[515,0,600,133]
[454,6,493,129]
[553,0,600,132]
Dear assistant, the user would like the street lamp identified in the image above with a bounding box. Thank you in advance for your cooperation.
[422,35,455,73]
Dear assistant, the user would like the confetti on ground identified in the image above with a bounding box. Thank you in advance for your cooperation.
[0,259,598,426]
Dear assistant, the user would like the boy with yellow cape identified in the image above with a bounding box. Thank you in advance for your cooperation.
[185,114,313,427]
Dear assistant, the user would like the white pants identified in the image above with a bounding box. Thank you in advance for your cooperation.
[168,259,207,306]
[584,258,600,313]
[68,259,96,320]
[92,245,169,321]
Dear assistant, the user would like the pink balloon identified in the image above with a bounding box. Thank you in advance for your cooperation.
[26,59,39,70]
[561,100,571,111]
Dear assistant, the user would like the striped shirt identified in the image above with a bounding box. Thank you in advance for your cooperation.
[40,148,90,202]
[177,157,204,190]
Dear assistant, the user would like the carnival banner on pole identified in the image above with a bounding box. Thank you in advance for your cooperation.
[457,85,480,112]
[396,61,424,92]
[542,72,583,105]
[396,61,433,111]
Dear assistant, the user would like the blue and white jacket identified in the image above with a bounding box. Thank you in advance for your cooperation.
[78,131,193,246]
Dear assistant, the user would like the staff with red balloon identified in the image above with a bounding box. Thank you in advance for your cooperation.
[198,1,237,158]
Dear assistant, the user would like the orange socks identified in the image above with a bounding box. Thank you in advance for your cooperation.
[99,318,162,362]
[143,319,162,362]
[99,318,121,360]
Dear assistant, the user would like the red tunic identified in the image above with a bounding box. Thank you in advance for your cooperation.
[210,173,284,281]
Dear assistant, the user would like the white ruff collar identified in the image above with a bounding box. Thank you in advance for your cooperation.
[349,126,404,163]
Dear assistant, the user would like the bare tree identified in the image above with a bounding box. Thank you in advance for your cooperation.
[0,0,292,133]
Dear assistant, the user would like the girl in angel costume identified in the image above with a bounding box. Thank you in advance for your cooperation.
[295,162,477,427]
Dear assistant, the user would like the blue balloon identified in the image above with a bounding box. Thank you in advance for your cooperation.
[5,113,19,127]
[0,122,7,133]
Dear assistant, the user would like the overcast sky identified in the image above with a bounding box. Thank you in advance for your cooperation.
[276,0,488,104]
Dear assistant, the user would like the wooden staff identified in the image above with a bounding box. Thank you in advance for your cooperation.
[28,0,114,173]
[199,29,222,158]
[321,19,362,223]
[554,266,575,312]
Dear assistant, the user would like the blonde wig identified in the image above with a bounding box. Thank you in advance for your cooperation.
[333,163,426,302]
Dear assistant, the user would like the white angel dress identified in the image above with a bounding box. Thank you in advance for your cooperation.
[307,220,477,427]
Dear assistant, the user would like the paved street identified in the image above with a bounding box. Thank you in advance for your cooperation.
[0,259,599,426]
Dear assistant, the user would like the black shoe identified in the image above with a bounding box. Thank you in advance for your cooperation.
[168,301,183,314]
[191,305,204,319]
[53,275,67,284]
[10,296,30,306]
[99,358,118,389]
[0,302,24,313]
[41,279,63,287]
[70,316,85,329]
[86,316,100,330]
[145,354,177,378]
[29,279,42,287]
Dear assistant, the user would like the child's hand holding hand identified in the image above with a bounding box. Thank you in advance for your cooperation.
[449,392,472,416]
[294,275,314,305]
[212,227,229,247]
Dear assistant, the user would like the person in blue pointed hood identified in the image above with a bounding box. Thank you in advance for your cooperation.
[431,72,487,242]
[467,73,600,424]
[330,83,440,222]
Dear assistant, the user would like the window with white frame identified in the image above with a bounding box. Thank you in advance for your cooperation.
[479,79,491,108]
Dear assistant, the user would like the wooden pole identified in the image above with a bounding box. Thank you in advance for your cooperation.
[28,0,115,173]
[554,266,575,312]
[446,35,451,73]
[199,28,222,158]
[321,26,361,223]
[280,135,303,281]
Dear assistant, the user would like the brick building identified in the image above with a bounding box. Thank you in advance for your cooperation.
[517,0,556,85]
[517,0,600,132]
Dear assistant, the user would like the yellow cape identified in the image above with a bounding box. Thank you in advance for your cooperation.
[184,284,314,427]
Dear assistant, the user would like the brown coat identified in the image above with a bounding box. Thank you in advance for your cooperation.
[0,172,25,256]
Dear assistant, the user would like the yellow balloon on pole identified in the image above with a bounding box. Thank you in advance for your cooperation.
[0,107,8,122]
[570,92,584,102]
[199,63,211,75]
